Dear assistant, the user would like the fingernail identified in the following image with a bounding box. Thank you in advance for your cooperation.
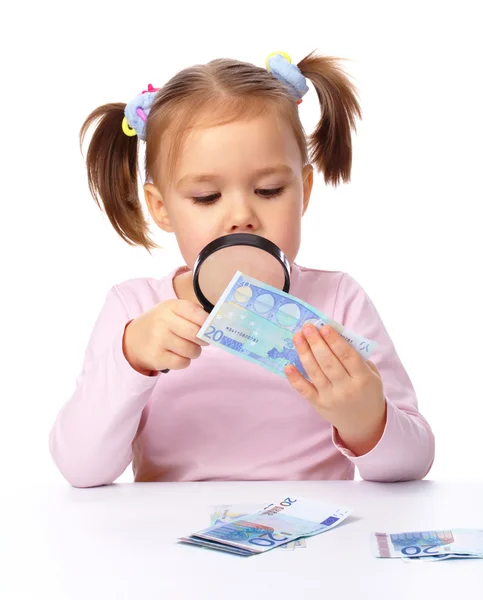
[321,326,331,337]
[303,326,313,337]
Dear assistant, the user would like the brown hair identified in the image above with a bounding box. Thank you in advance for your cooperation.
[80,51,361,251]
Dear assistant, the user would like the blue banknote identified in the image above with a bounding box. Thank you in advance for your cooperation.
[209,504,307,550]
[178,536,253,556]
[180,496,351,555]
[372,529,483,559]
[197,271,377,379]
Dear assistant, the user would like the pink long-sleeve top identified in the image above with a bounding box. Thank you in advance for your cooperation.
[49,263,435,487]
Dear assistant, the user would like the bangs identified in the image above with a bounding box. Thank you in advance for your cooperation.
[146,94,298,192]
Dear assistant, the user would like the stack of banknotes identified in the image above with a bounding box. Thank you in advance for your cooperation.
[198,272,377,379]
[179,496,351,556]
[372,529,483,562]
[210,504,307,550]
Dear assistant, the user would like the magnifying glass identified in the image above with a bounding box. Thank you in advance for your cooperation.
[193,233,291,313]
[160,233,291,374]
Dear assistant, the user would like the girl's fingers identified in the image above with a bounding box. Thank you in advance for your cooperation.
[165,332,203,359]
[366,360,381,377]
[161,350,191,371]
[169,313,209,346]
[284,364,318,403]
[172,299,209,328]
[292,331,331,389]
[302,325,349,383]
[318,325,367,378]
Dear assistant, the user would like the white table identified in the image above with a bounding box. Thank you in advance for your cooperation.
[2,480,483,599]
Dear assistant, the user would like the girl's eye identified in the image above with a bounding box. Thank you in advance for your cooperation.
[257,187,285,198]
[192,193,220,205]
[191,187,285,205]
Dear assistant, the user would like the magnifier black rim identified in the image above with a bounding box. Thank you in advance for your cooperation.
[193,233,291,313]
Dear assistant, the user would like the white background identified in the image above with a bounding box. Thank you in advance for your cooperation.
[1,0,482,488]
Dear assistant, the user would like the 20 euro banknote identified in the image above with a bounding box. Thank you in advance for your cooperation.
[197,271,377,379]
[180,496,351,556]
[210,504,307,550]
[372,529,483,560]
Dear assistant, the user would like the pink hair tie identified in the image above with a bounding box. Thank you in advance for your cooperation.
[142,83,159,95]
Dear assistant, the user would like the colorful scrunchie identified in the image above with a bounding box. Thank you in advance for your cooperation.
[122,84,159,140]
[265,52,309,102]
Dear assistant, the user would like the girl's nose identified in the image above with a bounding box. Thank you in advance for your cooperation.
[225,198,261,233]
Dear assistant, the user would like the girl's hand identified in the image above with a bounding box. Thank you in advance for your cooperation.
[122,299,209,376]
[284,324,386,456]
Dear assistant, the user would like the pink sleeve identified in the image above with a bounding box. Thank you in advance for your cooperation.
[331,273,435,482]
[49,287,159,488]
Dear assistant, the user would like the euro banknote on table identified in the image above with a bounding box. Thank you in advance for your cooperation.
[372,529,483,562]
[197,272,377,379]
[210,504,307,550]
[179,496,351,556]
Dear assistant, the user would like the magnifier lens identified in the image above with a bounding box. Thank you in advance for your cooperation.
[197,245,286,308]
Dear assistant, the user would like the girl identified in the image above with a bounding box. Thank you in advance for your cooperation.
[50,51,435,488]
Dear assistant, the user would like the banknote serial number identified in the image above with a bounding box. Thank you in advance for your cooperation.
[226,326,259,343]
[205,325,259,344]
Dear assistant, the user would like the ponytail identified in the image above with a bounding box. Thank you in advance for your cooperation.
[79,103,157,251]
[298,52,361,185]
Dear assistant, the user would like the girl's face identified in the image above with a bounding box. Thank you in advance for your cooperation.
[145,110,313,269]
